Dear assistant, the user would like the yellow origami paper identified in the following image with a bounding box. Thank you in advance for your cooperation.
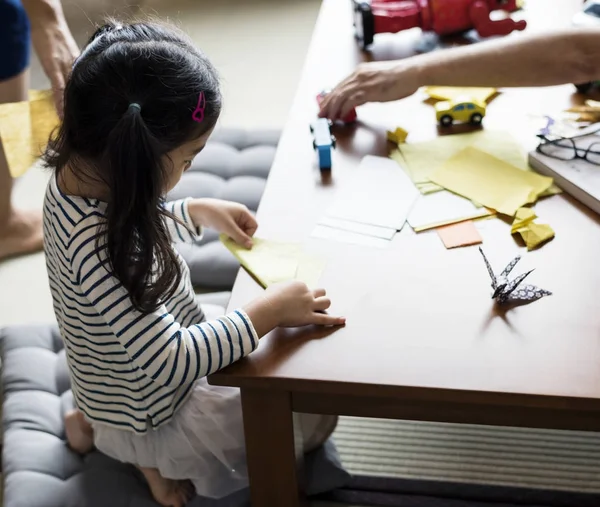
[386,127,408,144]
[510,207,555,250]
[0,89,58,177]
[424,86,497,104]
[221,235,325,289]
[510,207,537,233]
[394,130,530,194]
[517,223,555,250]
[429,147,553,217]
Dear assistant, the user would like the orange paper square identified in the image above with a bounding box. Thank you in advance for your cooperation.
[436,221,482,249]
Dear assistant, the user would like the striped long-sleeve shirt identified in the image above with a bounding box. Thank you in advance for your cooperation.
[43,175,258,434]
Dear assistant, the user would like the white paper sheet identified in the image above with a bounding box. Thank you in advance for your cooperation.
[407,191,493,231]
[326,155,419,230]
[318,216,396,240]
[312,225,391,248]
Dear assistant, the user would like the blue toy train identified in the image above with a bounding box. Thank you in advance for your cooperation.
[310,118,336,171]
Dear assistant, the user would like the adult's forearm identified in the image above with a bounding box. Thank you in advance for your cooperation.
[411,28,600,89]
[21,0,65,26]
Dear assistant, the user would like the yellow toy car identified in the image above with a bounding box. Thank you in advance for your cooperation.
[435,97,486,127]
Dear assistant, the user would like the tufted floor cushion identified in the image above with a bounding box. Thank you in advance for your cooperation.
[168,128,280,291]
[1,297,350,507]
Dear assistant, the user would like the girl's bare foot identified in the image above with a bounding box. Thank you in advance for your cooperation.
[64,409,94,454]
[0,209,44,261]
[139,467,194,507]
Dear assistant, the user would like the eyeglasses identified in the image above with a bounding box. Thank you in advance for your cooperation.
[536,130,600,165]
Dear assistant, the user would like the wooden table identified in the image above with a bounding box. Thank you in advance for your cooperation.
[209,1,600,505]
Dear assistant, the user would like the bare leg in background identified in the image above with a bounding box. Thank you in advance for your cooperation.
[0,69,44,261]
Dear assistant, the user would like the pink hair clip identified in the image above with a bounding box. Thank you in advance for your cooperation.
[192,91,205,123]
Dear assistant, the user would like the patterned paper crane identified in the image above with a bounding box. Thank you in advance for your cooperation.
[479,247,552,304]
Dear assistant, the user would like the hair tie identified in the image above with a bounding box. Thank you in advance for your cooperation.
[192,92,205,123]
[129,103,141,112]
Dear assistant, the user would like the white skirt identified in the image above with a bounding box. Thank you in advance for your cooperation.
[93,377,337,499]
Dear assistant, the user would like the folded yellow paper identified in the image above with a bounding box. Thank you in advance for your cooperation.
[510,207,537,233]
[429,147,553,217]
[0,89,58,178]
[386,127,408,144]
[220,235,325,289]
[424,86,498,104]
[517,223,555,250]
[510,207,555,250]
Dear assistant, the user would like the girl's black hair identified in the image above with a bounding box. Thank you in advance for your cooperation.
[45,21,221,313]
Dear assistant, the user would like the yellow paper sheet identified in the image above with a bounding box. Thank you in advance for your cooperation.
[429,147,553,217]
[395,130,529,195]
[221,235,324,289]
[295,253,327,289]
[0,89,58,178]
[424,86,497,104]
[511,207,555,250]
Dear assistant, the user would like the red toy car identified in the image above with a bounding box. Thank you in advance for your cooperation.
[353,0,527,49]
[316,90,357,123]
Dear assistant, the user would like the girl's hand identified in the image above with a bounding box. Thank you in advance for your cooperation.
[318,61,421,122]
[264,281,345,328]
[189,199,257,248]
[244,281,345,338]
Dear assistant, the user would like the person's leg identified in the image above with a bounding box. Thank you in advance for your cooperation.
[0,0,44,261]
[0,69,44,261]
[138,467,194,507]
[64,408,95,454]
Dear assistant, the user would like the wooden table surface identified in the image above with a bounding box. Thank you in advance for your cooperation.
[210,0,600,429]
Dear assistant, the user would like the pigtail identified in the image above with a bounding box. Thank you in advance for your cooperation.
[103,103,182,313]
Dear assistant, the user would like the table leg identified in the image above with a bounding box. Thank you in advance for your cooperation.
[241,388,305,507]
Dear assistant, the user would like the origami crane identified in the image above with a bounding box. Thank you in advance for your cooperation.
[479,247,551,304]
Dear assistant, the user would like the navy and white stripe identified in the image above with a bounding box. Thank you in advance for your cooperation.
[43,176,258,434]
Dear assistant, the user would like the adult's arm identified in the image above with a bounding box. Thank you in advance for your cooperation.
[21,0,79,115]
[319,27,600,121]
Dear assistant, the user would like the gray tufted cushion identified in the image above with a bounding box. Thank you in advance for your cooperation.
[1,320,350,506]
[168,128,280,291]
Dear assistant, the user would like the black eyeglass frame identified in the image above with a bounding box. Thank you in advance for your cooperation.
[536,128,600,165]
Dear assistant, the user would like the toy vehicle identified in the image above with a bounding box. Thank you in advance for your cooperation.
[435,97,486,127]
[353,0,527,49]
[316,90,357,123]
[572,1,600,93]
[310,118,336,171]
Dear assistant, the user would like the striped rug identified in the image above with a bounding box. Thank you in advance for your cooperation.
[323,416,600,506]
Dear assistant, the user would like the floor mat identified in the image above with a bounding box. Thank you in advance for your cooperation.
[326,417,600,507]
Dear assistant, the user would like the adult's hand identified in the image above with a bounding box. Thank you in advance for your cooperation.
[24,0,79,116]
[318,61,420,122]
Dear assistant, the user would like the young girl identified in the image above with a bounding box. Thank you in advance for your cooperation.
[43,21,345,507]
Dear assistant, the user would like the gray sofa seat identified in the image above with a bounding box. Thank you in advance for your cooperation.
[0,320,349,507]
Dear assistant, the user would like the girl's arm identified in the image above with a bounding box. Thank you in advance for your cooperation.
[68,213,274,389]
[164,198,257,250]
[163,199,203,244]
[68,212,342,388]
[319,27,600,121]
